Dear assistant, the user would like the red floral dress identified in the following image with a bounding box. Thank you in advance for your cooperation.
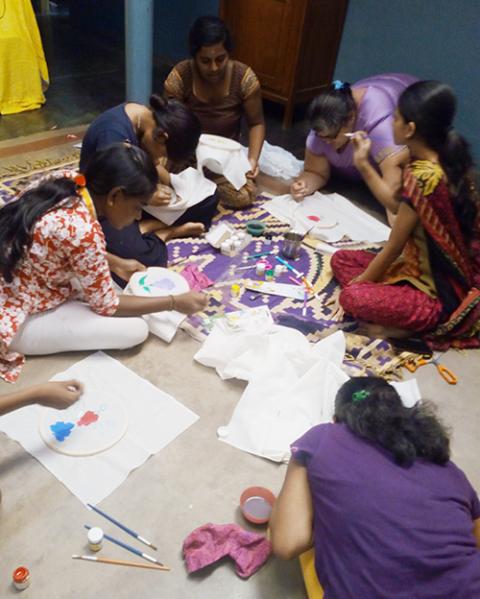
[0,195,119,382]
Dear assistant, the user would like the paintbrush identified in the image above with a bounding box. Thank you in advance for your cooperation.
[86,503,157,551]
[344,131,382,140]
[302,291,308,316]
[72,555,170,571]
[84,525,163,566]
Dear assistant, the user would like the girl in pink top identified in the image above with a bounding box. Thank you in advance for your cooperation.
[292,74,417,221]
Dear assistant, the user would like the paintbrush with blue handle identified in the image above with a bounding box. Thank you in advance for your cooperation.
[84,525,163,566]
[87,503,157,551]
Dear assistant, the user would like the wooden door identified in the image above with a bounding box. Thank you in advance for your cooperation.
[220,0,307,98]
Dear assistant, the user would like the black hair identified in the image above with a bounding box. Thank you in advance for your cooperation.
[85,143,158,197]
[0,143,158,283]
[149,94,201,164]
[334,377,450,467]
[398,80,477,242]
[307,81,356,136]
[188,15,233,57]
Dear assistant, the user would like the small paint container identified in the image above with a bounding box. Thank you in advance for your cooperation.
[273,264,284,278]
[265,269,274,281]
[230,283,241,298]
[282,231,304,260]
[237,231,246,241]
[246,220,266,237]
[233,240,242,253]
[12,566,30,590]
[255,262,266,276]
[240,486,276,525]
[87,526,104,552]
[220,240,232,255]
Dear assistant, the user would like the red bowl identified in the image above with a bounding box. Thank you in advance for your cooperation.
[240,486,276,524]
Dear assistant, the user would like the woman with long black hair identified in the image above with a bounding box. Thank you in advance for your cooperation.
[331,80,480,348]
[0,143,207,383]
[270,376,480,597]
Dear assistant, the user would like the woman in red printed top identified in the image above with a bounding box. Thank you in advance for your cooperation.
[0,143,207,382]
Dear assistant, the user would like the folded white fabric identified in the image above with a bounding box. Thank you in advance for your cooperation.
[195,313,422,462]
[143,166,217,226]
[196,134,251,190]
[263,191,390,243]
[256,140,304,180]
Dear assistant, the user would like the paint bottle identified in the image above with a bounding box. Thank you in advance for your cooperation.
[273,264,284,278]
[237,231,246,241]
[87,526,104,552]
[233,240,242,253]
[12,566,30,590]
[220,240,232,256]
[230,283,241,298]
[255,262,266,276]
[265,269,275,281]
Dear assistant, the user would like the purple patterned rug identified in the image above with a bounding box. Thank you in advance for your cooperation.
[0,161,409,378]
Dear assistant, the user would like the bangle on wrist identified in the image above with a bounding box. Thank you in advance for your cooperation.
[168,294,175,311]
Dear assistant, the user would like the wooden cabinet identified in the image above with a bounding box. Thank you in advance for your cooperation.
[220,0,348,127]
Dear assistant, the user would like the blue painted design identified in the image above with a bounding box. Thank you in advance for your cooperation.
[50,421,75,442]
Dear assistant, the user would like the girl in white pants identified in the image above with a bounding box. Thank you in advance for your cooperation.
[0,143,207,383]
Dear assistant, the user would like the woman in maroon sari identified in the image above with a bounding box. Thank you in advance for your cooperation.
[331,80,480,349]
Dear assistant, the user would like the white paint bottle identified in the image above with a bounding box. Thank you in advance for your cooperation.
[87,527,104,552]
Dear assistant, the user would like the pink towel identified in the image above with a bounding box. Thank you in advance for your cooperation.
[181,265,213,291]
[183,522,272,578]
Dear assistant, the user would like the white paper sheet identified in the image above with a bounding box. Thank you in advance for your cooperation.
[143,167,217,226]
[0,353,198,504]
[263,192,390,243]
[196,134,251,190]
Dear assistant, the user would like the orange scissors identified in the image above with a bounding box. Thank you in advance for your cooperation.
[404,353,457,385]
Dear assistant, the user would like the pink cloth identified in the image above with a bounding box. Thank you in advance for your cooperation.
[183,522,271,579]
[181,265,214,291]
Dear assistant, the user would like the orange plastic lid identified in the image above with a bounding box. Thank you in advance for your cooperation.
[13,566,29,582]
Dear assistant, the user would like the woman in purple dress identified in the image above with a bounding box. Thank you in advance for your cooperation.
[292,74,417,220]
[270,376,480,598]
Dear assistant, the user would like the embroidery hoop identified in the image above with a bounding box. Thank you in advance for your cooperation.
[38,392,128,457]
[129,267,189,298]
[199,133,242,152]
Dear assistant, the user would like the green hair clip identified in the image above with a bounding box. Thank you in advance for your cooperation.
[352,389,369,403]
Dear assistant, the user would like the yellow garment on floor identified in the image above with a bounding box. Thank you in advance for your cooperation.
[299,549,324,599]
[0,0,49,114]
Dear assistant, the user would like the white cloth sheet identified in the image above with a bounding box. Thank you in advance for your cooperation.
[143,166,216,226]
[255,140,304,180]
[0,352,198,504]
[263,192,391,243]
[195,312,421,462]
[196,134,251,190]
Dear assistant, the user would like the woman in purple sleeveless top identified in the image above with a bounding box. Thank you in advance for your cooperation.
[270,377,480,598]
[292,74,417,219]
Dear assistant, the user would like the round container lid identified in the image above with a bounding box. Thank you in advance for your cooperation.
[13,566,29,582]
[87,526,104,544]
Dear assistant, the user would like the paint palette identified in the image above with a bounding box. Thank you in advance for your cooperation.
[129,267,189,298]
[39,391,128,457]
[199,133,242,152]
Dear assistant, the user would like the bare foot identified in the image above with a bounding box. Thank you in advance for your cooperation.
[158,222,205,242]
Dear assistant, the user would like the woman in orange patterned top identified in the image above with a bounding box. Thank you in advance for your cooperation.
[0,144,207,382]
[164,15,265,208]
[330,81,480,348]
